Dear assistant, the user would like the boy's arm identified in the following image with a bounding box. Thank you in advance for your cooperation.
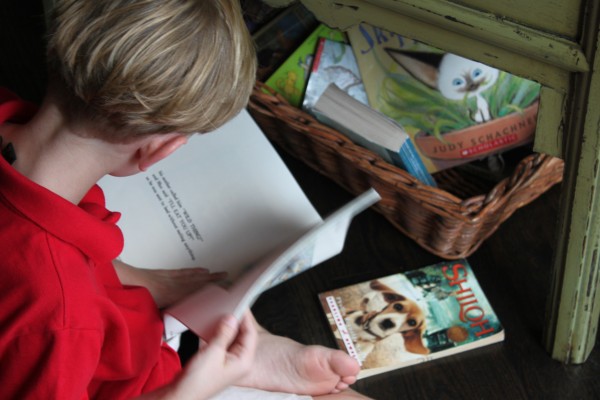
[113,260,227,308]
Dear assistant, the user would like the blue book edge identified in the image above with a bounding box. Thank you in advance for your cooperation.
[393,140,437,187]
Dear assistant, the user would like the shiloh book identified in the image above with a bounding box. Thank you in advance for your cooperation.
[98,109,380,342]
[347,22,541,173]
[319,258,504,379]
[264,23,346,107]
[301,37,368,111]
[312,83,437,186]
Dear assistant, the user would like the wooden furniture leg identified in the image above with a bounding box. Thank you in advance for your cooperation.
[544,3,600,363]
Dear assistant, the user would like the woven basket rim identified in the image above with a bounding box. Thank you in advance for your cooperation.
[248,80,564,258]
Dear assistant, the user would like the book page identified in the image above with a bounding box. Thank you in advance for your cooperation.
[98,109,322,281]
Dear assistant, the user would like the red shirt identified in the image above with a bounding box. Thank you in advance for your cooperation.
[0,88,181,399]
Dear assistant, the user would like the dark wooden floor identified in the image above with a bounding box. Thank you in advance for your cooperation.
[251,152,600,400]
[5,2,600,400]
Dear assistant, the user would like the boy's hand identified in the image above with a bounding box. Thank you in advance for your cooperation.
[181,312,257,397]
[136,312,257,400]
[113,260,227,308]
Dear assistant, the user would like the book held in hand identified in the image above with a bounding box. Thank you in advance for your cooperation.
[318,258,504,379]
[166,187,379,341]
[312,83,437,186]
[98,109,380,342]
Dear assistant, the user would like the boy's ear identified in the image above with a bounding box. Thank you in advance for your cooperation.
[138,133,189,172]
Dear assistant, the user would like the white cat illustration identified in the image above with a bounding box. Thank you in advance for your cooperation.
[386,49,499,123]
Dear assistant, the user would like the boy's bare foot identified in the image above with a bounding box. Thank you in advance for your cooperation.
[237,328,361,396]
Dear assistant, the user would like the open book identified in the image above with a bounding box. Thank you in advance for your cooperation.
[98,109,380,341]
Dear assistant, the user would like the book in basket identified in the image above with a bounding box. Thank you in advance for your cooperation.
[318,259,504,379]
[264,23,346,107]
[98,109,380,342]
[347,22,541,173]
[301,37,368,111]
[311,83,437,186]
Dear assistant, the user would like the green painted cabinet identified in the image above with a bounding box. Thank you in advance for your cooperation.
[264,0,600,364]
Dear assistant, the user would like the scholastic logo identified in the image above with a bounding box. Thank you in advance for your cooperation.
[460,134,518,158]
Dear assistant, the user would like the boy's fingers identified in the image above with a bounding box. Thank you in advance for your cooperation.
[223,312,257,359]
[209,315,239,349]
[239,313,257,344]
[236,312,258,356]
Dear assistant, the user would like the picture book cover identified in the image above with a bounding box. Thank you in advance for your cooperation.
[347,22,541,173]
[318,258,504,379]
[252,2,318,80]
[265,23,346,107]
[302,37,368,111]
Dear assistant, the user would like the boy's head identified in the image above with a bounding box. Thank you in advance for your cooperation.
[46,0,256,141]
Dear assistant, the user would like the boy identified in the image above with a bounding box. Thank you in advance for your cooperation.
[0,0,368,399]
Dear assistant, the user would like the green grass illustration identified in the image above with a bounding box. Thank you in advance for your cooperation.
[378,71,540,142]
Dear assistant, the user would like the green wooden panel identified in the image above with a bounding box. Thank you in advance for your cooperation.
[457,0,581,38]
[533,87,565,158]
[544,22,600,364]
[366,0,586,71]
[299,0,587,74]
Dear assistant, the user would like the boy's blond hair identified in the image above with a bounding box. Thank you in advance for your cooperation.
[46,0,256,140]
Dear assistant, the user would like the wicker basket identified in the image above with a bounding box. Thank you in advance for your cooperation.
[248,82,564,259]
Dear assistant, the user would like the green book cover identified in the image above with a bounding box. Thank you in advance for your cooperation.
[319,258,504,379]
[265,24,346,107]
[347,22,541,173]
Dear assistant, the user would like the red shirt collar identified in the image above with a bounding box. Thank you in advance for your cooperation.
[0,88,123,262]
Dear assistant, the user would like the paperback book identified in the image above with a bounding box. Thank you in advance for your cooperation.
[98,109,380,342]
[312,83,437,186]
[319,258,504,379]
[347,22,541,173]
[264,23,346,107]
[302,37,368,111]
